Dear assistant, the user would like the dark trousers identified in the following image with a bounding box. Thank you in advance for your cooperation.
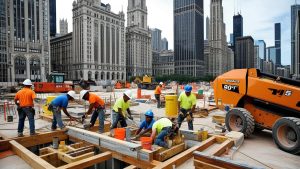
[177,108,193,130]
[18,107,35,134]
[154,127,171,148]
[155,94,161,108]
[111,110,127,129]
[90,108,105,133]
[51,106,65,129]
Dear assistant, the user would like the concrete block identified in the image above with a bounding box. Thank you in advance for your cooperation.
[225,131,244,147]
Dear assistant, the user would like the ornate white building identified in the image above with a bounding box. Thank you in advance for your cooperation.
[72,0,126,81]
[126,0,152,79]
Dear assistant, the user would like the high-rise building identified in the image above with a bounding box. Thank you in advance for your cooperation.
[267,46,276,65]
[208,0,232,76]
[152,50,174,76]
[206,16,209,40]
[161,38,168,51]
[263,60,275,74]
[254,45,259,69]
[275,23,281,66]
[229,33,233,45]
[233,13,243,48]
[294,10,300,79]
[51,33,72,80]
[72,0,126,81]
[255,40,266,61]
[50,0,56,37]
[291,4,300,74]
[1,0,51,83]
[235,36,254,69]
[174,0,204,77]
[60,19,68,35]
[151,28,161,52]
[126,0,152,78]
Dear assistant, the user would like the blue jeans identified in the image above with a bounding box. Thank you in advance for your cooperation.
[155,94,161,108]
[154,127,171,148]
[90,108,105,133]
[178,108,193,130]
[18,107,35,134]
[111,110,127,129]
[51,106,65,129]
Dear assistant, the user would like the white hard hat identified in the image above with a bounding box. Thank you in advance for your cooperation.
[23,79,32,86]
[67,90,76,99]
[80,90,89,99]
[124,90,132,99]
[159,82,163,85]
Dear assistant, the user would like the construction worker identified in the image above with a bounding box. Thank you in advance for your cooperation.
[14,79,37,137]
[150,118,178,148]
[154,82,163,108]
[135,110,155,138]
[80,90,106,133]
[48,91,76,131]
[111,90,133,129]
[177,85,196,130]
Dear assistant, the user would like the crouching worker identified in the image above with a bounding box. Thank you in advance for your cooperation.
[150,118,179,148]
[111,90,133,129]
[80,90,106,133]
[134,110,155,138]
[48,91,76,131]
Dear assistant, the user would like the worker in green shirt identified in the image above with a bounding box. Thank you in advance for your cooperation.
[111,90,133,129]
[150,118,178,148]
[177,85,196,130]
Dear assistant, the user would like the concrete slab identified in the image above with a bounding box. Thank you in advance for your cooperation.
[0,155,31,169]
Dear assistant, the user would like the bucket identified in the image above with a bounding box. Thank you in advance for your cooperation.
[53,137,59,149]
[165,95,178,117]
[114,128,126,140]
[7,115,13,122]
[140,137,152,150]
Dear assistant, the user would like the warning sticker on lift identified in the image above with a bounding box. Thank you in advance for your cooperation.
[222,84,239,93]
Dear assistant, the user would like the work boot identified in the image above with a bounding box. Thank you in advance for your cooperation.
[30,132,37,136]
[18,133,24,137]
[83,123,91,129]
[51,127,57,131]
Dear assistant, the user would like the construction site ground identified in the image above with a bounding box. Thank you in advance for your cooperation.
[0,89,299,169]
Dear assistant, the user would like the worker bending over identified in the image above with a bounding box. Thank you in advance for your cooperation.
[154,82,163,108]
[151,118,178,148]
[48,91,76,130]
[177,85,196,130]
[111,90,133,129]
[14,79,37,137]
[80,90,106,133]
[135,110,155,138]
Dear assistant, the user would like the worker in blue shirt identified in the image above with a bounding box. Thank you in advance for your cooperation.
[135,110,155,138]
[48,91,76,130]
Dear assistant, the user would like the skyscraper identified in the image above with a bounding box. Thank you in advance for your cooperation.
[233,13,243,48]
[72,0,126,81]
[291,4,300,74]
[267,46,276,64]
[126,0,152,78]
[0,0,7,82]
[49,0,57,37]
[151,28,161,52]
[60,19,68,35]
[206,16,209,40]
[161,38,168,51]
[235,36,254,69]
[255,40,266,61]
[294,10,300,79]
[275,23,281,67]
[208,0,231,76]
[174,0,204,77]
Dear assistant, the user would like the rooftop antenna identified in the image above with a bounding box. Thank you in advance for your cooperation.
[234,0,236,15]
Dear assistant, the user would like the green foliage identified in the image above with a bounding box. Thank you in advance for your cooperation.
[154,74,215,83]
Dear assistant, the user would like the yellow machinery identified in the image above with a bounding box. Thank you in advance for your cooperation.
[214,68,300,154]
[42,96,56,115]
[135,75,158,90]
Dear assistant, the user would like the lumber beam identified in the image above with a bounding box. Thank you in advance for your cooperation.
[10,140,56,169]
[211,139,234,156]
[153,136,216,169]
[194,159,225,169]
[155,143,186,161]
[57,151,112,169]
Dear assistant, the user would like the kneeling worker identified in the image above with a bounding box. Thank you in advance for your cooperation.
[49,91,76,130]
[80,90,106,133]
[111,90,133,129]
[178,85,196,130]
[135,110,155,138]
[150,118,178,148]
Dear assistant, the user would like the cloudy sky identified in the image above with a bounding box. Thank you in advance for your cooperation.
[57,0,299,65]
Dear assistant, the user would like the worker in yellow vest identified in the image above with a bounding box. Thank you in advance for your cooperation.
[154,82,163,108]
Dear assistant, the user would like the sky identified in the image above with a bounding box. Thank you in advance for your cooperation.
[57,0,299,65]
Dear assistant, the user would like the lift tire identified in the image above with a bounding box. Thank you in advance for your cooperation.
[272,117,300,154]
[225,108,255,137]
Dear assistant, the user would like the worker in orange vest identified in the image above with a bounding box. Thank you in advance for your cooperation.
[14,79,37,137]
[154,82,163,108]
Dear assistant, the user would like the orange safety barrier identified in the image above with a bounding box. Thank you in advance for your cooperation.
[137,88,142,99]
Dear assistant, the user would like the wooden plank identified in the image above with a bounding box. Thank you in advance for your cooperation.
[10,140,56,169]
[193,151,263,169]
[124,165,138,169]
[194,159,225,169]
[153,136,216,169]
[58,151,94,164]
[57,151,112,169]
[156,143,186,161]
[211,139,234,156]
